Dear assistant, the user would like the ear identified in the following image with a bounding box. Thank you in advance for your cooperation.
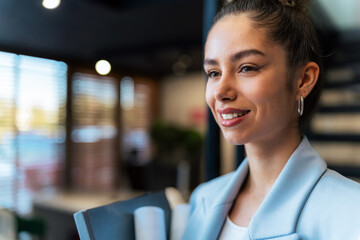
[296,62,320,100]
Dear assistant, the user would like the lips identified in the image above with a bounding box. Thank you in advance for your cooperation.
[217,108,250,127]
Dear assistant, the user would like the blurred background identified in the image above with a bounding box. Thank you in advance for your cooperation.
[0,0,359,239]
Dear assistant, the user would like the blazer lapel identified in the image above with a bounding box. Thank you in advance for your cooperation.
[248,137,327,240]
[201,160,250,240]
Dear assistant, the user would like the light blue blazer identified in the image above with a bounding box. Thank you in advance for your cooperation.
[182,137,360,240]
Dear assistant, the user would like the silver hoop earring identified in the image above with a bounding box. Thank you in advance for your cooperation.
[298,96,304,116]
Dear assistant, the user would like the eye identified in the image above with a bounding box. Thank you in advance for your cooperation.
[240,65,259,73]
[207,71,221,78]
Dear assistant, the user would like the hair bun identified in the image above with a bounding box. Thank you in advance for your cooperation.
[279,0,296,7]
[278,0,309,11]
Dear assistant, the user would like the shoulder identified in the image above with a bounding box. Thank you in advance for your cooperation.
[189,172,235,210]
[190,172,235,201]
[298,169,360,239]
[314,169,360,204]
[311,169,360,216]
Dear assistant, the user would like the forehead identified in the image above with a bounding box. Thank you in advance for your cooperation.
[205,14,278,60]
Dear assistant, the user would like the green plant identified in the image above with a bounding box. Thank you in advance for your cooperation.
[150,120,203,165]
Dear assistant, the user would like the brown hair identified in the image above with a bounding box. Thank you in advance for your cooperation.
[211,0,323,131]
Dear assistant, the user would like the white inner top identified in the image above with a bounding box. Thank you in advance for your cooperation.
[218,216,248,240]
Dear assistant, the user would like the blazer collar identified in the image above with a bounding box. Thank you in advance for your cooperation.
[200,159,249,240]
[206,137,327,240]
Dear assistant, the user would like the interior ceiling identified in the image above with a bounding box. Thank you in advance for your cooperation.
[0,0,204,76]
[2,0,360,76]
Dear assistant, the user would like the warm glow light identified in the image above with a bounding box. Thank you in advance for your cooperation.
[95,60,111,75]
[42,0,61,9]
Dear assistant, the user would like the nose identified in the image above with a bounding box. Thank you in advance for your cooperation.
[213,74,237,102]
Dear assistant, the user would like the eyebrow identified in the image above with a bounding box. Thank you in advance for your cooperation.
[203,49,265,66]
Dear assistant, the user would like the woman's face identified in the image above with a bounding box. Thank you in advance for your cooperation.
[204,14,299,146]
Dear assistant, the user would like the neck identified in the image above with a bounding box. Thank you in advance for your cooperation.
[243,128,301,194]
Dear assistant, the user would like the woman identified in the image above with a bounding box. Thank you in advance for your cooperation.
[182,0,360,239]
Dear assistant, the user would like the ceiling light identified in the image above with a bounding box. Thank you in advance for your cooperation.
[42,0,61,9]
[172,60,187,76]
[95,60,111,75]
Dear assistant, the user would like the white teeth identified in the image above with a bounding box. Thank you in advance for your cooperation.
[221,112,246,120]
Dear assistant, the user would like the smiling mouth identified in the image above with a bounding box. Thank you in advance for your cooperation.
[221,110,250,120]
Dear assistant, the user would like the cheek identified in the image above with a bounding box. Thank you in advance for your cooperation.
[245,78,290,118]
[205,82,213,107]
[251,73,287,102]
[257,87,278,103]
[256,85,294,119]
[242,81,274,105]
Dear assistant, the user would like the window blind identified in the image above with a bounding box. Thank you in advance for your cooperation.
[0,52,67,214]
[121,78,156,166]
[71,73,118,191]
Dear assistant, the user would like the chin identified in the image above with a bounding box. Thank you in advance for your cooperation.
[223,132,247,145]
